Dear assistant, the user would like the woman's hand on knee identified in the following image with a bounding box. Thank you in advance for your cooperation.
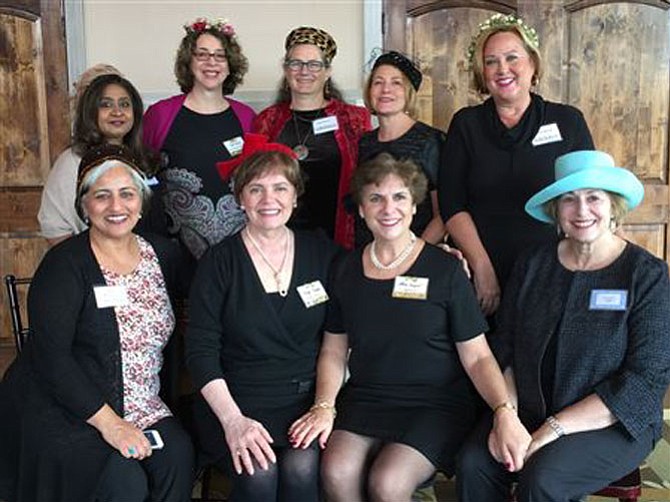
[288,407,335,449]
[224,415,276,475]
[103,419,152,460]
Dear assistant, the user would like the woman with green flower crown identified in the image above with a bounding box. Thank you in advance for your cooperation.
[143,17,256,261]
[438,14,594,317]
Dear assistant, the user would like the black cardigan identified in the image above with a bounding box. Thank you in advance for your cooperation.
[493,242,670,441]
[0,231,188,502]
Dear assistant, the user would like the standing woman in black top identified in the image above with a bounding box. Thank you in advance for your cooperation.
[438,14,594,316]
[186,134,340,501]
[356,51,446,246]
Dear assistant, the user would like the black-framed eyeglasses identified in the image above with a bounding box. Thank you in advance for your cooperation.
[284,59,326,72]
[192,49,227,63]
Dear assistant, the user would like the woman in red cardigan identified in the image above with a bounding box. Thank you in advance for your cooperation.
[253,26,371,249]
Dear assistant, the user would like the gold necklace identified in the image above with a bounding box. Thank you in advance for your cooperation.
[245,227,291,297]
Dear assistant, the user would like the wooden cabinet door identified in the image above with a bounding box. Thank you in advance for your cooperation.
[0,0,70,374]
[384,0,670,263]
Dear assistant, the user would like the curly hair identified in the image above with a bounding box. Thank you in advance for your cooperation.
[174,30,248,95]
[72,74,153,174]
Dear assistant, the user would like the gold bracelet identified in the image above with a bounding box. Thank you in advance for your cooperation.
[310,401,336,418]
[493,401,516,414]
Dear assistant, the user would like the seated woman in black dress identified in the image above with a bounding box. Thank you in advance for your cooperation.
[356,51,445,246]
[185,133,340,501]
[288,153,529,502]
[457,151,670,502]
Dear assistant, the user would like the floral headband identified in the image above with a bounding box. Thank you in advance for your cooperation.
[184,17,236,38]
[467,13,539,67]
[217,133,297,180]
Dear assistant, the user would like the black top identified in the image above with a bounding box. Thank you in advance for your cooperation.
[278,109,341,238]
[186,230,341,389]
[438,94,594,290]
[326,244,488,388]
[356,121,446,246]
[160,106,246,259]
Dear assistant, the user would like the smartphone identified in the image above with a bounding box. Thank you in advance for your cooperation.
[143,429,164,450]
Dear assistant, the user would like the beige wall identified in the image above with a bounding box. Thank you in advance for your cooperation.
[82,0,365,107]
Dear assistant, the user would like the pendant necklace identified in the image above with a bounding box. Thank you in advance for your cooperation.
[291,111,312,161]
[245,226,291,297]
[370,232,417,270]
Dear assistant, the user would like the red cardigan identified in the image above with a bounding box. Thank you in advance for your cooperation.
[253,100,372,249]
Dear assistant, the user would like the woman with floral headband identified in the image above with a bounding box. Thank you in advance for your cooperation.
[356,51,446,247]
[144,17,256,260]
[438,14,594,317]
[253,26,371,249]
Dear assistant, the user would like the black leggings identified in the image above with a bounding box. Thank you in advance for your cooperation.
[95,417,194,502]
[217,443,320,502]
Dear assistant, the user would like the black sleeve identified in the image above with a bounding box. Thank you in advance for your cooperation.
[439,110,470,221]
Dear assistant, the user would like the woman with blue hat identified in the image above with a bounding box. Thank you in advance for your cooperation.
[456,150,670,501]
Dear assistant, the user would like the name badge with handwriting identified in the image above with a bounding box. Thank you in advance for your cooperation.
[223,136,244,156]
[589,289,628,311]
[297,280,329,308]
[312,116,339,135]
[94,285,129,309]
[392,276,429,300]
[532,123,563,146]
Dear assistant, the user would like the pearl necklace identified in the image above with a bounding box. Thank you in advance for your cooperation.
[370,232,417,270]
[245,227,291,297]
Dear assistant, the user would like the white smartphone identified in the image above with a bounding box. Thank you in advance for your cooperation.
[143,429,164,450]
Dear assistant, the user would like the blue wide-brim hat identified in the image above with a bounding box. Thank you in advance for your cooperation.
[525,150,644,223]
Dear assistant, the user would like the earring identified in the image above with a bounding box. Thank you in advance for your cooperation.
[293,200,298,208]
[138,213,143,220]
[556,224,565,238]
[83,215,90,225]
[610,217,617,231]
[239,205,245,211]
[325,79,331,98]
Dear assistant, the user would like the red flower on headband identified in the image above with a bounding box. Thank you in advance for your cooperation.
[217,133,297,180]
[192,20,207,32]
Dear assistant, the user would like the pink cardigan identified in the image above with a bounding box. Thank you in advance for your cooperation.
[143,94,256,153]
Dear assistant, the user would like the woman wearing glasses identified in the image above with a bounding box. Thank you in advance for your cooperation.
[253,26,371,249]
[144,18,256,260]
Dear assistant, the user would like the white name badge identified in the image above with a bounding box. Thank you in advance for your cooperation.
[392,276,429,300]
[312,116,339,135]
[223,136,244,156]
[297,280,329,308]
[532,123,563,146]
[589,289,628,311]
[94,285,129,309]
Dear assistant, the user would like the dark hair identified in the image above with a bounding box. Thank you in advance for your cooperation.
[72,74,153,174]
[351,153,427,206]
[232,151,304,203]
[174,30,248,95]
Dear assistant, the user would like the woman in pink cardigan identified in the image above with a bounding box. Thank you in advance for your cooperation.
[144,17,256,259]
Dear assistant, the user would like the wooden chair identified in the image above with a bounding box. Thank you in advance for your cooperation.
[4,275,31,353]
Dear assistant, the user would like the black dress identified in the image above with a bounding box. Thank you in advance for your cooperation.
[356,122,446,246]
[186,231,340,465]
[327,244,488,473]
[438,94,594,291]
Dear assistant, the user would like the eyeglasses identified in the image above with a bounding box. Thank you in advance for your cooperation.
[192,49,227,63]
[284,59,327,72]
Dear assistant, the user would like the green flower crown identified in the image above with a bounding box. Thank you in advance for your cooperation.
[466,14,539,67]
[184,17,236,39]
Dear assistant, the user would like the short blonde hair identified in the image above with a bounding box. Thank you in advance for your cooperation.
[363,64,418,118]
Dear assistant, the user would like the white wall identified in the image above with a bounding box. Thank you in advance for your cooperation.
[79,0,368,109]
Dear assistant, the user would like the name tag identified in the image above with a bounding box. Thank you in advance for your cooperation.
[532,123,563,146]
[94,285,129,309]
[223,136,244,156]
[312,116,339,135]
[392,276,429,300]
[146,176,159,186]
[297,280,329,308]
[589,289,628,311]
